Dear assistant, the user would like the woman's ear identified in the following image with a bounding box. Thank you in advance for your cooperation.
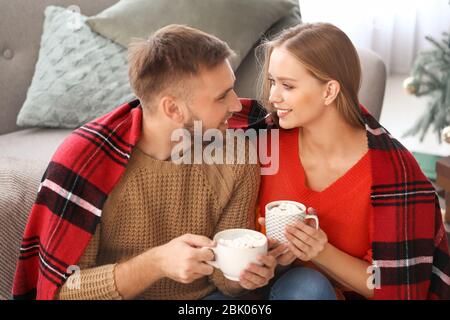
[160,96,184,123]
[323,80,340,106]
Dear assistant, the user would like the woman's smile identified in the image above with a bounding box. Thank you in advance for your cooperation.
[274,107,293,118]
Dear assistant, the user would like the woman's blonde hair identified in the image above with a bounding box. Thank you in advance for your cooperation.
[258,23,364,128]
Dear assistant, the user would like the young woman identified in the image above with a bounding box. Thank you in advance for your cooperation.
[244,22,449,300]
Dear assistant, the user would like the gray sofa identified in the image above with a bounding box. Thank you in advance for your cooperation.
[0,0,386,300]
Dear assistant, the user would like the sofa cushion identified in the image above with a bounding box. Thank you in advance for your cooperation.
[16,6,135,129]
[0,128,71,164]
[0,128,71,299]
[85,0,295,70]
[0,157,47,300]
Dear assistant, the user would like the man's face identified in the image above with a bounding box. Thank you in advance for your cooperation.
[183,60,242,132]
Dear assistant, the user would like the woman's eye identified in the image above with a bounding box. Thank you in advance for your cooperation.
[268,78,293,90]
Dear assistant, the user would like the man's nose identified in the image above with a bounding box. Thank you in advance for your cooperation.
[228,91,242,113]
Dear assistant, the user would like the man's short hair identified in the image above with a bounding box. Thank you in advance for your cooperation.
[128,24,235,109]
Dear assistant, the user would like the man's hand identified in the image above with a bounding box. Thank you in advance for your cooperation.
[156,234,216,284]
[115,233,215,299]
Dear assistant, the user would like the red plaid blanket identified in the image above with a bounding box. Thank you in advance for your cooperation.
[233,99,450,300]
[12,98,450,299]
[12,100,142,299]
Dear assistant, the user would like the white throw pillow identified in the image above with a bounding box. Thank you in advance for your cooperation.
[17,6,135,128]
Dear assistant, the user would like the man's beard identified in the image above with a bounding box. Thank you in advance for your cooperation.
[182,107,230,148]
[182,117,217,149]
[181,106,207,150]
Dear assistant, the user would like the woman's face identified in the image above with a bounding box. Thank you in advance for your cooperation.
[268,47,328,129]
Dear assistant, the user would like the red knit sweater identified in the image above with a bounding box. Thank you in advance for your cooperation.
[259,127,373,263]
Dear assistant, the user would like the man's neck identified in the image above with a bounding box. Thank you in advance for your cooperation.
[137,110,176,161]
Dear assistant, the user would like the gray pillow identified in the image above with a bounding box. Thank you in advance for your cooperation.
[17,6,135,128]
[234,0,302,98]
[86,0,295,70]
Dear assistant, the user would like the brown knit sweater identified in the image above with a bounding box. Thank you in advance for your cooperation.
[56,142,260,300]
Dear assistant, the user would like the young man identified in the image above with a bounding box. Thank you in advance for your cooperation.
[13,25,276,300]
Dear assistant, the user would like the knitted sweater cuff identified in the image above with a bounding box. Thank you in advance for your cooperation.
[56,264,122,300]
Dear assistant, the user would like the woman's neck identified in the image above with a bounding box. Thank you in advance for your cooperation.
[298,106,367,159]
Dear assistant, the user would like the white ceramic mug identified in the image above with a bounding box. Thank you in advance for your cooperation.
[265,200,319,243]
[205,229,268,281]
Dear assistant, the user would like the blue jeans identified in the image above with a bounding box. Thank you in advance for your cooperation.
[203,290,236,300]
[269,267,337,300]
[203,267,337,300]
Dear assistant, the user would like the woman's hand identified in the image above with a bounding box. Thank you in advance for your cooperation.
[238,240,278,290]
[258,217,297,266]
[284,208,328,262]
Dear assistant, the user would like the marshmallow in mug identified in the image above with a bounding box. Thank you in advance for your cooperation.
[218,234,266,249]
[269,202,304,215]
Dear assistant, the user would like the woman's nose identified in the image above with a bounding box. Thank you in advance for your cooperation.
[269,86,282,104]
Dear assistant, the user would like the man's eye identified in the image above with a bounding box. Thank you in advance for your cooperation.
[283,84,293,90]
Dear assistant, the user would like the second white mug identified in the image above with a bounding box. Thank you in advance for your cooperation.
[265,200,319,243]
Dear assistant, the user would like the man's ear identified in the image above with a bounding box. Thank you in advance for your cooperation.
[323,80,340,106]
[160,95,184,123]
